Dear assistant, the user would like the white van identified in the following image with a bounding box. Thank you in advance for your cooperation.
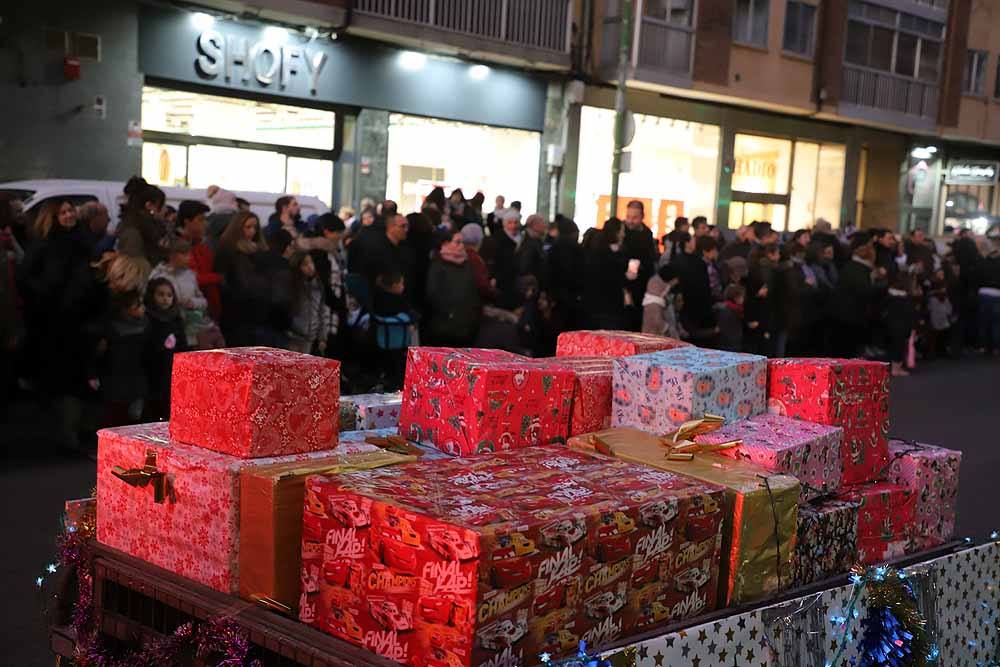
[0,179,330,232]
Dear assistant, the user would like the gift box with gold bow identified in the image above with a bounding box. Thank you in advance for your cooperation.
[97,422,413,597]
[568,422,799,607]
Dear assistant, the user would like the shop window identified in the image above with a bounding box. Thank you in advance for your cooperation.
[965,50,988,95]
[782,1,816,57]
[287,157,333,208]
[733,134,792,196]
[574,106,720,236]
[385,114,540,217]
[729,202,787,231]
[187,145,287,194]
[141,143,188,188]
[733,0,769,48]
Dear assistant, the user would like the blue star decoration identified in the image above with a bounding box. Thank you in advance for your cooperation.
[46,563,57,574]
[35,576,44,588]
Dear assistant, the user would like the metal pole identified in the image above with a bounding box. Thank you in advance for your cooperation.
[610,0,633,218]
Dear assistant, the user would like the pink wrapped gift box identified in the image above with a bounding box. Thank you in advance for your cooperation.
[886,439,961,550]
[547,356,614,436]
[695,413,844,500]
[170,347,340,459]
[556,329,689,357]
[96,422,377,593]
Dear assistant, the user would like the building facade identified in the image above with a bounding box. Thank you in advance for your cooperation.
[1,0,999,233]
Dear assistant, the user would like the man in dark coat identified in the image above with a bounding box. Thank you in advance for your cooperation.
[517,214,549,288]
[623,201,659,331]
[359,214,413,304]
[482,210,522,310]
[828,243,886,357]
[679,236,719,346]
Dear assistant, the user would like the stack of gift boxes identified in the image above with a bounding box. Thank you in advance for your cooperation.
[90,333,961,667]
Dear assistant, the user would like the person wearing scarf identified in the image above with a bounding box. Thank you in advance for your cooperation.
[425,230,481,346]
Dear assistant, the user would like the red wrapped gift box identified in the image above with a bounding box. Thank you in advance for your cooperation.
[555,330,689,358]
[835,482,915,564]
[398,348,575,456]
[301,446,726,666]
[96,422,388,594]
[767,358,889,486]
[170,347,340,458]
[546,356,614,436]
[886,439,961,550]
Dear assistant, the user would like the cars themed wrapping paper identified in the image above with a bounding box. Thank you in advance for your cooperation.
[398,347,576,457]
[544,356,615,436]
[790,497,860,587]
[96,422,375,594]
[766,358,890,486]
[611,347,768,433]
[694,413,844,501]
[555,330,689,358]
[299,446,727,667]
[569,428,798,607]
[834,481,916,565]
[170,347,341,458]
[885,439,961,551]
[340,393,404,432]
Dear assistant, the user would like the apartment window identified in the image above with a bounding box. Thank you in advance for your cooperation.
[783,1,816,56]
[844,2,944,83]
[644,0,693,25]
[964,50,988,95]
[734,0,770,47]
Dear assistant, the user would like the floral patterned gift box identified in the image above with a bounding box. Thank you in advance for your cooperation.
[767,358,889,486]
[695,413,844,500]
[170,347,341,458]
[611,347,768,434]
[555,330,689,357]
[885,439,961,550]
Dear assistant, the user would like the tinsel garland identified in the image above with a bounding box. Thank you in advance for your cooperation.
[540,640,615,667]
[44,520,260,667]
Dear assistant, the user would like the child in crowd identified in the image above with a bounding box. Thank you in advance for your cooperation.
[642,265,681,338]
[372,271,413,389]
[91,290,148,427]
[144,277,188,420]
[714,284,746,352]
[150,238,224,349]
[927,283,955,360]
[884,272,917,376]
[287,252,333,356]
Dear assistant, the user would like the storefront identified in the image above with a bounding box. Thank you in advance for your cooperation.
[137,4,547,209]
[571,89,860,235]
[939,158,999,235]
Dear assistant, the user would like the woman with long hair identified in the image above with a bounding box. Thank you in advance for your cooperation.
[117,177,167,265]
[581,218,628,330]
[31,199,77,242]
[215,211,269,346]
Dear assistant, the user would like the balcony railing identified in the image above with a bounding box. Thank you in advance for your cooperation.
[842,64,939,121]
[353,0,572,53]
[601,10,693,80]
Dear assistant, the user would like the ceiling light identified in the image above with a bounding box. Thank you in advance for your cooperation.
[191,12,215,30]
[399,51,427,71]
[263,26,289,43]
[927,146,938,153]
[469,64,490,80]
[911,147,932,159]
[946,200,954,207]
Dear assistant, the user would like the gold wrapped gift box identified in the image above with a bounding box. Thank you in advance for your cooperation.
[239,449,415,613]
[569,427,798,606]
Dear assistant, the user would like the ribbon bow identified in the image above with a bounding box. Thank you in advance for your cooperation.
[659,414,742,461]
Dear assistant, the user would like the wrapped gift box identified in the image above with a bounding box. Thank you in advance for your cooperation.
[569,427,798,606]
[555,330,689,357]
[96,422,409,596]
[301,446,725,666]
[694,413,844,500]
[170,347,341,458]
[835,481,915,564]
[791,498,860,587]
[767,358,889,486]
[545,356,614,436]
[398,347,575,456]
[612,348,767,433]
[340,393,403,432]
[886,439,961,550]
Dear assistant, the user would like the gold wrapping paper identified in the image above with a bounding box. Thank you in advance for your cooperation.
[238,450,415,613]
[569,427,798,607]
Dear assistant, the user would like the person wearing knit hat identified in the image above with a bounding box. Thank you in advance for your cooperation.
[460,222,484,249]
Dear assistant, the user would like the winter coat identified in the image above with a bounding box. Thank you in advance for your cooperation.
[829,259,885,326]
[150,263,208,312]
[146,310,187,402]
[679,255,715,330]
[98,314,150,402]
[977,251,1000,291]
[189,240,222,321]
[289,277,333,347]
[641,274,680,339]
[215,244,270,345]
[623,224,659,308]
[516,235,548,287]
[713,302,743,352]
[425,256,481,345]
[117,211,165,266]
[487,232,521,310]
[582,245,627,329]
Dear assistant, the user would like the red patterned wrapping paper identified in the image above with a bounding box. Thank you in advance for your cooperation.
[555,330,689,358]
[834,482,915,565]
[886,439,961,550]
[398,348,576,456]
[170,347,341,458]
[301,447,726,667]
[545,356,614,436]
[96,422,379,593]
[767,358,890,486]
[695,413,844,500]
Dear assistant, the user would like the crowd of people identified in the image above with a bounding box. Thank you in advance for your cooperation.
[2,176,1000,451]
